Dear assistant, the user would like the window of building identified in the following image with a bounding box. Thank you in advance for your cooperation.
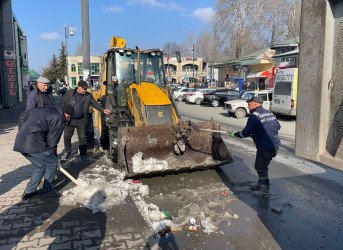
[71,77,77,87]
[71,64,76,72]
[78,63,83,75]
[90,63,99,75]
[182,64,198,72]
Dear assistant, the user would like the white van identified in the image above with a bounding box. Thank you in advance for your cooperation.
[271,68,298,116]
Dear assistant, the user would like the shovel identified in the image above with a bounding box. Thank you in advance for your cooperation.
[198,128,229,134]
[58,161,81,186]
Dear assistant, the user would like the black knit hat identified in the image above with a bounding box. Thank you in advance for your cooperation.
[61,104,74,116]
[78,80,89,90]
[247,96,264,104]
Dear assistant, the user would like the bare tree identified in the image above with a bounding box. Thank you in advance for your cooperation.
[162,42,181,56]
[286,0,301,39]
[180,31,197,57]
[214,0,259,59]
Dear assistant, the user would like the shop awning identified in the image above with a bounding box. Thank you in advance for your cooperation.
[247,71,269,78]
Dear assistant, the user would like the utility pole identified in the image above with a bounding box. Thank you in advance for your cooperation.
[81,0,91,86]
[192,43,195,84]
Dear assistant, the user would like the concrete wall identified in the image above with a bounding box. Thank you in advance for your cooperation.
[296,0,343,169]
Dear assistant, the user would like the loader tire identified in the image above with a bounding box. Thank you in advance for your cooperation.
[109,130,118,163]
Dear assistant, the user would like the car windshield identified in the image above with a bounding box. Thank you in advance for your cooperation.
[116,51,166,87]
[241,92,255,100]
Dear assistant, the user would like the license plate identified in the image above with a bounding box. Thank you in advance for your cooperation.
[274,99,280,104]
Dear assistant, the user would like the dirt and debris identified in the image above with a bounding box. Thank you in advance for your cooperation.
[60,163,239,235]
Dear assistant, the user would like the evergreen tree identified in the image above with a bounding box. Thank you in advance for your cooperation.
[58,42,67,82]
[41,54,59,84]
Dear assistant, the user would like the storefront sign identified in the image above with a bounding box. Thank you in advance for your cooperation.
[5,60,17,96]
[233,71,239,77]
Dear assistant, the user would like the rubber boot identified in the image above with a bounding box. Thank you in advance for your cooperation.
[250,178,264,191]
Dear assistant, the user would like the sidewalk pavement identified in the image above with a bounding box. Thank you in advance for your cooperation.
[0,102,157,249]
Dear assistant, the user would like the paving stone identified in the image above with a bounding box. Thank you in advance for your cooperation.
[12,222,31,229]
[15,239,39,249]
[28,232,45,240]
[82,229,102,239]
[61,232,81,242]
[62,220,80,227]
[126,238,146,248]
[113,233,133,241]
[39,236,56,246]
[51,229,71,237]
[50,241,72,250]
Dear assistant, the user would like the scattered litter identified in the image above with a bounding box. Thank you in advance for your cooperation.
[160,208,173,220]
[232,214,239,220]
[188,226,197,231]
[271,207,283,214]
[171,227,182,232]
[189,217,196,225]
[132,180,139,183]
[219,190,227,194]
[201,218,217,233]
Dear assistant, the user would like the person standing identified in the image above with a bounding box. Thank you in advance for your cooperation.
[61,80,111,161]
[13,105,74,199]
[230,96,281,197]
[242,81,248,90]
[26,76,55,110]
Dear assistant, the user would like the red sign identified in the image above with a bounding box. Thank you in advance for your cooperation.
[5,60,16,96]
[233,71,239,77]
[269,66,295,88]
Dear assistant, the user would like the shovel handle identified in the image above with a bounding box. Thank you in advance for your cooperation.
[59,166,81,186]
[199,129,228,134]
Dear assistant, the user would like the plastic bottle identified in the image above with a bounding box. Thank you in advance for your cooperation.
[160,208,173,220]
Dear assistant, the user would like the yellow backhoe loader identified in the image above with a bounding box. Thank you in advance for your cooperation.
[93,36,233,177]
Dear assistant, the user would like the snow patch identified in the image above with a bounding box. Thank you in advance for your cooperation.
[132,152,169,173]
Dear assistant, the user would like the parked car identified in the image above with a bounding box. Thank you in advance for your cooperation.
[185,89,216,105]
[173,88,196,102]
[202,89,240,107]
[224,90,273,119]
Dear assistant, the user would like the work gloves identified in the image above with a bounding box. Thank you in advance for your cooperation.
[230,131,236,137]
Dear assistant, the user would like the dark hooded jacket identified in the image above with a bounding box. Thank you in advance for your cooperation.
[61,88,105,126]
[234,106,281,150]
[13,107,67,154]
[26,87,55,110]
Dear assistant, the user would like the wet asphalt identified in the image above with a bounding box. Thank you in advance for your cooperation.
[137,102,343,249]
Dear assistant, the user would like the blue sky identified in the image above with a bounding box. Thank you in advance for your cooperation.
[12,0,215,72]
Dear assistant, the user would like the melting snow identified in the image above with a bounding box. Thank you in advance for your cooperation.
[132,152,169,173]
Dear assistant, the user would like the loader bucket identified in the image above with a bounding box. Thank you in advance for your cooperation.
[117,121,233,177]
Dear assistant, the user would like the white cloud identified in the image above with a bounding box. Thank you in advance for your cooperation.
[102,5,124,13]
[192,7,214,22]
[39,32,61,40]
[127,0,184,11]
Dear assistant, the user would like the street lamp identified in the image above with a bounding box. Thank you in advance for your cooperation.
[191,43,195,84]
[65,24,75,87]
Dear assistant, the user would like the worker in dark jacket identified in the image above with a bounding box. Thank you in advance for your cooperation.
[13,105,74,199]
[230,96,281,197]
[26,76,55,110]
[61,80,110,161]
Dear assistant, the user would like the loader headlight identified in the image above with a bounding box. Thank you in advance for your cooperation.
[150,52,156,56]
[118,49,125,53]
[126,51,132,56]
[156,52,161,56]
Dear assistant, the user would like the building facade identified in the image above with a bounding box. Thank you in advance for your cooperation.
[163,56,207,84]
[67,55,102,88]
[0,0,29,108]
